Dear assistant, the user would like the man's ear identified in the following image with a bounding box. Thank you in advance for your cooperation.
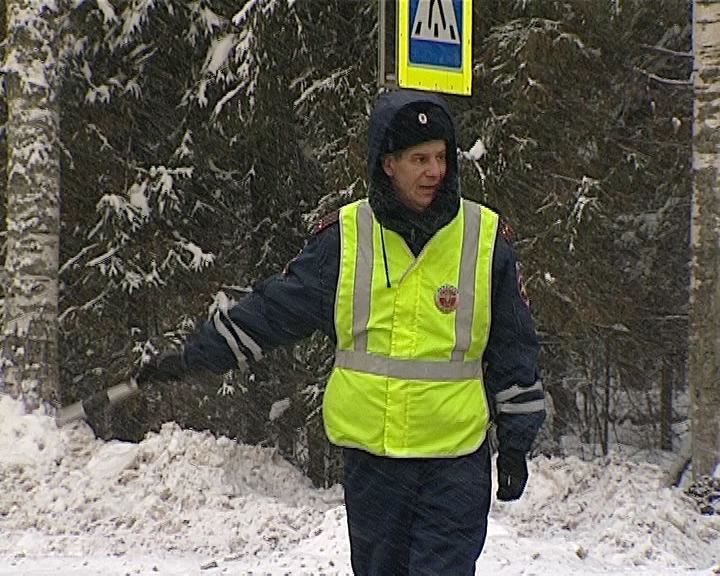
[382,154,395,177]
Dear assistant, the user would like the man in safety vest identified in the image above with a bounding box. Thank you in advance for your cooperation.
[136,89,545,575]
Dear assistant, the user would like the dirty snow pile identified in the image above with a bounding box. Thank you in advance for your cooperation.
[0,393,718,576]
[496,453,719,568]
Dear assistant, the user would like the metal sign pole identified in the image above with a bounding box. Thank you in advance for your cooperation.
[378,0,398,90]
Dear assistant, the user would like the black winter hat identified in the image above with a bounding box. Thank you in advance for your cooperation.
[384,103,454,155]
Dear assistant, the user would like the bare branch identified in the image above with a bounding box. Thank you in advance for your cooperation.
[634,66,692,86]
[640,43,692,58]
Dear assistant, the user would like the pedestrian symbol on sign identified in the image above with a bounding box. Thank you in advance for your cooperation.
[408,0,463,70]
[411,0,460,45]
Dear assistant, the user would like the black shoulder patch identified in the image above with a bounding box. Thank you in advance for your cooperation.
[312,210,340,235]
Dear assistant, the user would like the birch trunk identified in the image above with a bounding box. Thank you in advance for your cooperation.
[690,0,720,478]
[2,0,61,409]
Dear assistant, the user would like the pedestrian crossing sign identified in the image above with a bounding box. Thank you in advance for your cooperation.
[398,0,472,95]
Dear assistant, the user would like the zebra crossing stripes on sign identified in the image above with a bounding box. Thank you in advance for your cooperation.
[411,0,461,45]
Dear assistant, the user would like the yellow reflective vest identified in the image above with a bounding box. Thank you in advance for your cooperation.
[323,198,499,457]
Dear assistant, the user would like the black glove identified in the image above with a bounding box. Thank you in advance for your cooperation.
[136,351,187,385]
[496,450,529,501]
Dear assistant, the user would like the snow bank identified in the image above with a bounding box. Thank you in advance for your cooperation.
[493,453,720,569]
[0,394,718,575]
[0,395,344,561]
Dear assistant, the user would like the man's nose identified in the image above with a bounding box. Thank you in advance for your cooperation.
[426,159,444,177]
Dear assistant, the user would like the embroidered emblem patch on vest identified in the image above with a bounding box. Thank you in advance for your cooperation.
[435,284,459,313]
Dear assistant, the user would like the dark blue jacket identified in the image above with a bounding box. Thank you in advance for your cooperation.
[184,90,545,455]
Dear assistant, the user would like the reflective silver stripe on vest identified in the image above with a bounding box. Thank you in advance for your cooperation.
[452,201,481,361]
[334,349,483,380]
[494,380,544,403]
[497,399,546,414]
[353,201,375,351]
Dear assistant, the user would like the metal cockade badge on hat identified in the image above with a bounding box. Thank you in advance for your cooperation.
[435,284,459,313]
[418,112,428,125]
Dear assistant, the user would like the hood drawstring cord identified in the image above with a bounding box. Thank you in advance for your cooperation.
[380,225,391,288]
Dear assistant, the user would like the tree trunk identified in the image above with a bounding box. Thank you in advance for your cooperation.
[1,0,61,409]
[660,357,673,451]
[690,0,720,478]
[602,338,611,456]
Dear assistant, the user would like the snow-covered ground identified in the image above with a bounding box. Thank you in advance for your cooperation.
[0,394,718,576]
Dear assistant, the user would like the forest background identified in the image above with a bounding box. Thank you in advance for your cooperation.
[0,0,697,487]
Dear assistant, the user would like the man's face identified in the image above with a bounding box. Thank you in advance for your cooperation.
[382,139,448,213]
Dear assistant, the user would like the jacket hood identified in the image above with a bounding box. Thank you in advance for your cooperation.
[366,89,460,254]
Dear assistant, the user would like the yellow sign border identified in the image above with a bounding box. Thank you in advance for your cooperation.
[397,0,472,96]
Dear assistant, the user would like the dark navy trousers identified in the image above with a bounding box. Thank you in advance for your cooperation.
[342,441,491,576]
